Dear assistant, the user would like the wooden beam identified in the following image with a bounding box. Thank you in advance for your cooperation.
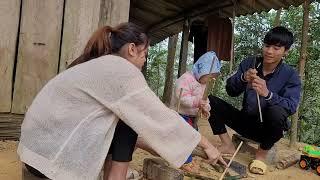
[147,1,233,33]
[0,0,21,112]
[12,0,64,114]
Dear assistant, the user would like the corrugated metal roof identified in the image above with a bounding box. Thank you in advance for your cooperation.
[129,0,306,45]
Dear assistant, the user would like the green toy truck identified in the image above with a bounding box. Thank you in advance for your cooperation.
[299,145,320,175]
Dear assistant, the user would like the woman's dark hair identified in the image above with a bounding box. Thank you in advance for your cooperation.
[263,26,294,50]
[68,22,149,68]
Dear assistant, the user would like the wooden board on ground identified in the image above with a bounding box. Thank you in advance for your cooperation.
[0,114,23,140]
[11,0,64,114]
[0,0,21,112]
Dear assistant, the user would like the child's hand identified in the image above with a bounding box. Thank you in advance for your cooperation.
[200,107,210,119]
[199,99,209,107]
[199,100,211,119]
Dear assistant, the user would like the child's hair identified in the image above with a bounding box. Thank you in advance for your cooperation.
[263,26,294,50]
[68,22,149,68]
[192,51,221,81]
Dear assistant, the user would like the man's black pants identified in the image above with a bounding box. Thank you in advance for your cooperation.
[208,96,290,150]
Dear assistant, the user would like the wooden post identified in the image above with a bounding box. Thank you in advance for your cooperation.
[162,34,178,106]
[290,0,310,148]
[177,19,190,77]
[12,0,64,114]
[0,0,21,112]
[273,8,282,27]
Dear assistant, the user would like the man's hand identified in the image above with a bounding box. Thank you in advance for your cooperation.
[243,68,258,83]
[251,75,269,97]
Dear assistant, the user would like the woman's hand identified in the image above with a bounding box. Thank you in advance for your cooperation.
[203,144,227,166]
[198,136,227,166]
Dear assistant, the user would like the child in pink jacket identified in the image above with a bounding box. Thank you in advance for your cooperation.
[172,51,221,171]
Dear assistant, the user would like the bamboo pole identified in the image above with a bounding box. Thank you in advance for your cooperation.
[229,0,236,74]
[218,141,243,180]
[176,88,183,112]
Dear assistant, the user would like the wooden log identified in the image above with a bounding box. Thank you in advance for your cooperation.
[12,0,64,114]
[276,153,300,170]
[0,0,21,112]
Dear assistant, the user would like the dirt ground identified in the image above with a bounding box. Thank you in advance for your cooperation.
[0,118,319,180]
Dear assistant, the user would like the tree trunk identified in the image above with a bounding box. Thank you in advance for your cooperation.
[273,8,282,27]
[178,20,190,77]
[290,0,310,148]
[162,34,178,106]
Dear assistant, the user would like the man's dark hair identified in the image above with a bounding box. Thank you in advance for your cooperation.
[263,26,294,50]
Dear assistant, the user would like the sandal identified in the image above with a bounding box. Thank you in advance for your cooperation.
[249,159,267,175]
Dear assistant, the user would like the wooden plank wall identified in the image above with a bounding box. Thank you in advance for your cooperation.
[59,0,102,71]
[0,0,21,112]
[99,0,130,27]
[11,0,64,114]
[60,0,130,71]
[0,0,131,139]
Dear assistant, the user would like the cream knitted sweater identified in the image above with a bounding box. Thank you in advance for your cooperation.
[17,55,201,180]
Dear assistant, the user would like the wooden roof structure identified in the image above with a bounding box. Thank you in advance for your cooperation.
[130,0,306,45]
